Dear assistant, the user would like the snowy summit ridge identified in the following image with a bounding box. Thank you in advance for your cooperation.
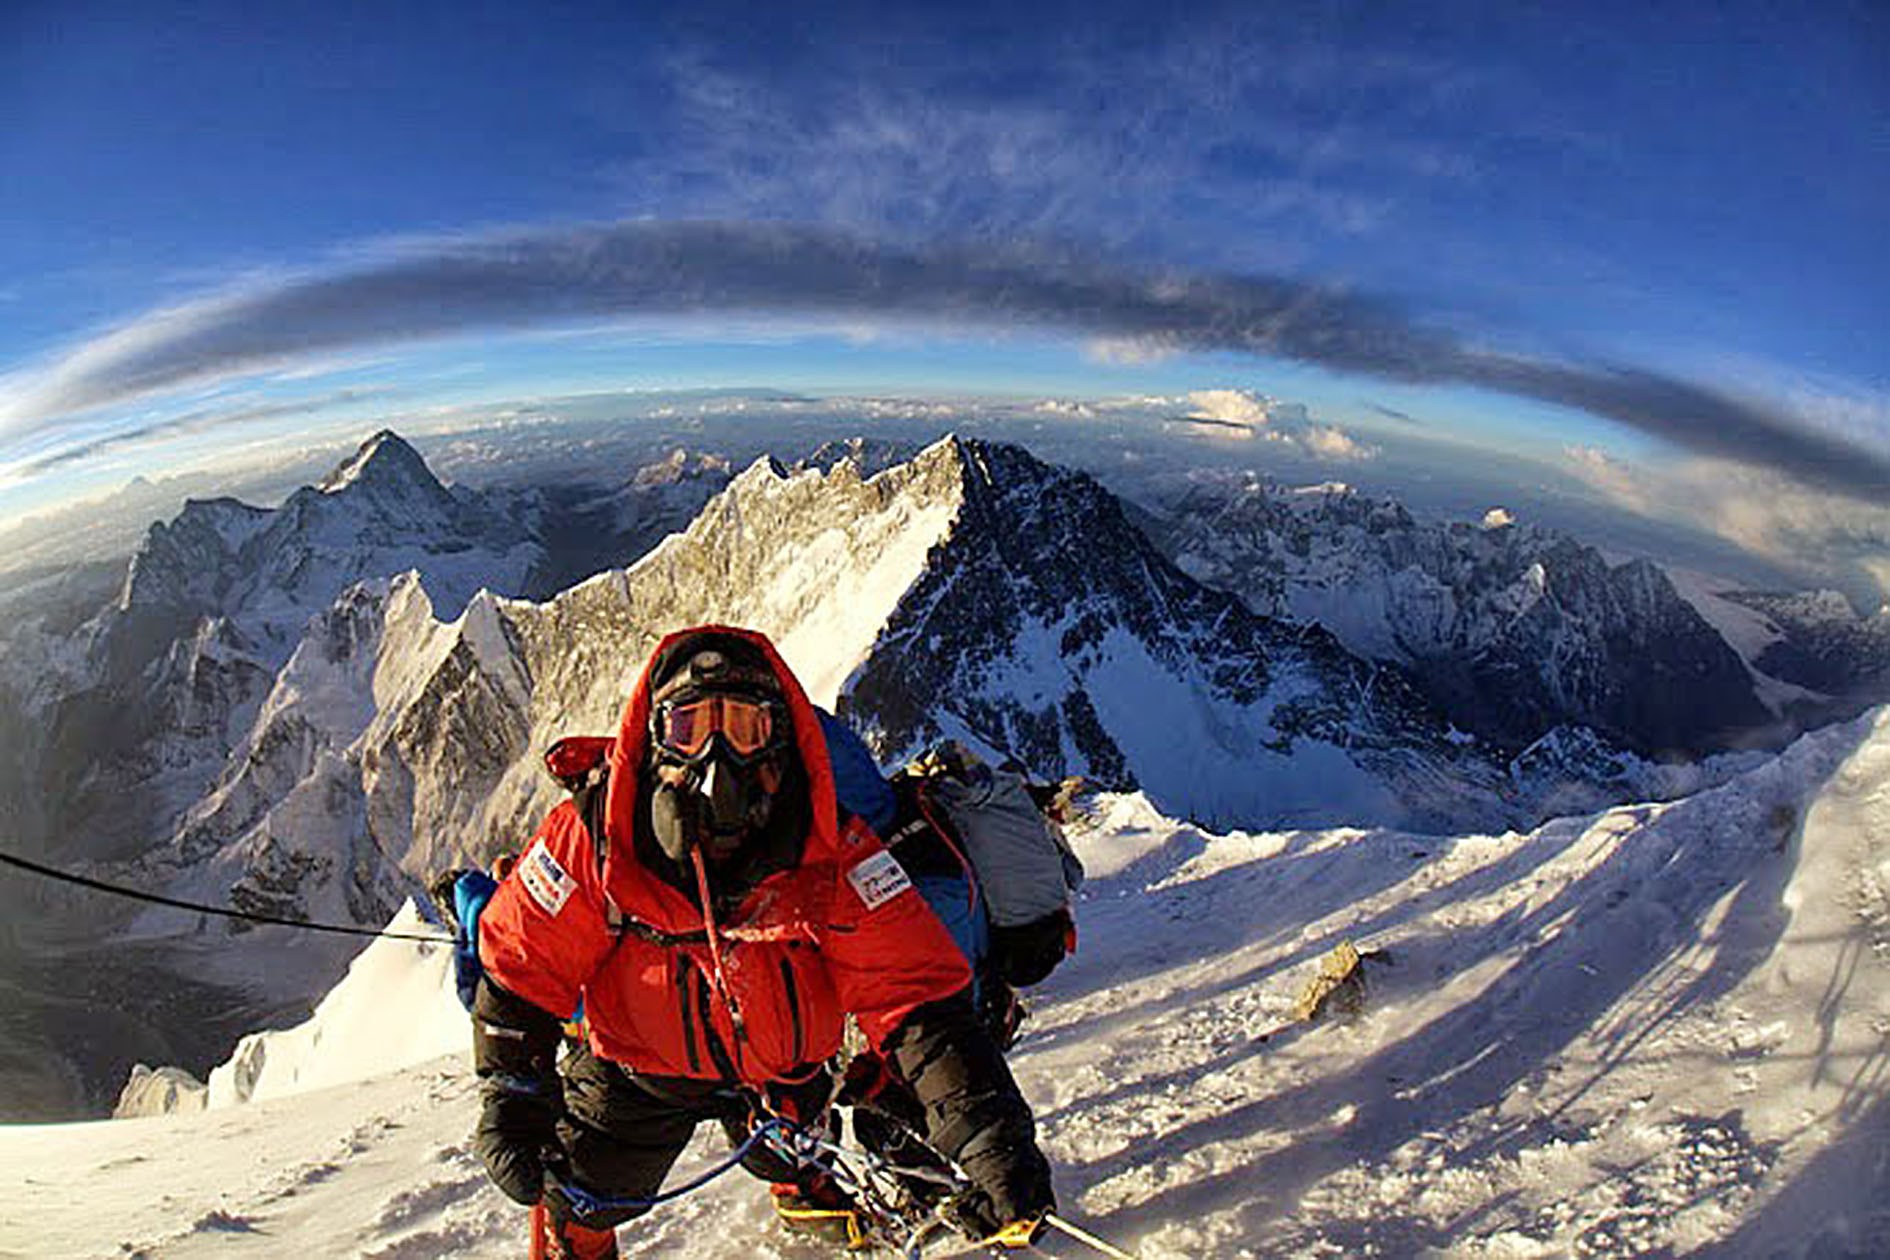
[29,704,1890,1258]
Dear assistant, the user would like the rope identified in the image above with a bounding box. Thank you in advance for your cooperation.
[1044,1212,1142,1259]
[558,1110,1142,1260]
[551,1117,788,1217]
[0,848,450,944]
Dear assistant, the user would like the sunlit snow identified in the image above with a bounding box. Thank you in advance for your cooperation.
[5,708,1885,1257]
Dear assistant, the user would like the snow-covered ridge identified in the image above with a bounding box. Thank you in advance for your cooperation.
[205,902,462,1109]
[108,430,543,676]
[34,704,1890,1258]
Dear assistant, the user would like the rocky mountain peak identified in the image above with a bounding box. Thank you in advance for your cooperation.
[796,436,924,478]
[724,451,796,492]
[837,435,1504,828]
[317,430,442,498]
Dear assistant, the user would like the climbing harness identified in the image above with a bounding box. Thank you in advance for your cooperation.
[544,1111,1143,1258]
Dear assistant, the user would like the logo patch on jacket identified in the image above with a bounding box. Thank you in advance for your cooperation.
[846,850,912,911]
[520,840,576,917]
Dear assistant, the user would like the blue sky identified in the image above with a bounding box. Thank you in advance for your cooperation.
[2,1,1887,590]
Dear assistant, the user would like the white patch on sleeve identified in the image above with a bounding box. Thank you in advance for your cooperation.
[846,849,913,911]
[519,840,576,917]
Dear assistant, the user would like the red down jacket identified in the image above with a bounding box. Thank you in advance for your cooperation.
[477,626,973,1086]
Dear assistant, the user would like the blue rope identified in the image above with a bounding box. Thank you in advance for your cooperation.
[550,1118,792,1217]
[552,1113,989,1259]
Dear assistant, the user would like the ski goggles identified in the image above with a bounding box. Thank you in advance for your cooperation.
[653,694,781,760]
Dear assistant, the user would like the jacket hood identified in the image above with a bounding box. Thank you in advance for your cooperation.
[601,625,838,929]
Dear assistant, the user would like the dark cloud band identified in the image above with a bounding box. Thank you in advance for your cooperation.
[10,220,1886,498]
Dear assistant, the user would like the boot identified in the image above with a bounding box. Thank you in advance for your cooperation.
[770,1175,869,1251]
[529,1200,620,1260]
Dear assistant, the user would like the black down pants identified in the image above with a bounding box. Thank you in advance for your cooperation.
[549,1046,815,1229]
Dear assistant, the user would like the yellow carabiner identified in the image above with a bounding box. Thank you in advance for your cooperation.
[984,1215,1045,1249]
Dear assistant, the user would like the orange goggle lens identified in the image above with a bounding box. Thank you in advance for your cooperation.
[656,696,777,758]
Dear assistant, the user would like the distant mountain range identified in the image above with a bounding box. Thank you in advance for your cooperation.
[1720,589,1890,708]
[1138,473,1778,756]
[3,428,1887,1118]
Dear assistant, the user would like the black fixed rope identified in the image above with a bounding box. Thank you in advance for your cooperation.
[0,848,452,944]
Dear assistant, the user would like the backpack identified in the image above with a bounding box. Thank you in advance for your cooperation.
[884,741,1085,990]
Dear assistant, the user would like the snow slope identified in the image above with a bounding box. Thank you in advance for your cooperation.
[4,708,1887,1258]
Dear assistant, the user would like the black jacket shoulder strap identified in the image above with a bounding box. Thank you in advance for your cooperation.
[570,772,626,935]
[573,772,611,877]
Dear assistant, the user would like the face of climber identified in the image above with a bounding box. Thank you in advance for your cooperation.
[645,641,792,867]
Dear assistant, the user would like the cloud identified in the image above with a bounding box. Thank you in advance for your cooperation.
[1185,389,1273,430]
[628,9,1492,267]
[1083,334,1183,365]
[1,220,1881,498]
[0,386,397,483]
[1364,400,1419,424]
[1171,416,1257,441]
[1301,425,1374,461]
[1178,388,1375,459]
[1564,444,1890,603]
[1034,399,1097,419]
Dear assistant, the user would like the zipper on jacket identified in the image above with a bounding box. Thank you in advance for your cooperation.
[778,957,804,1064]
[676,957,702,1075]
[696,971,740,1080]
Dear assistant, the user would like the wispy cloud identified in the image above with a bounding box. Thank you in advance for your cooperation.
[0,387,398,483]
[1364,401,1420,424]
[2,220,1883,498]
[1565,444,1890,603]
[610,8,1498,275]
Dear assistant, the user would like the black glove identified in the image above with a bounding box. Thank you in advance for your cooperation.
[470,977,568,1206]
[950,1126,1055,1239]
[473,1072,563,1206]
[991,910,1072,988]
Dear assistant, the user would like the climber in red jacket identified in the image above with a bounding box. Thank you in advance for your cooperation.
[472,625,1054,1257]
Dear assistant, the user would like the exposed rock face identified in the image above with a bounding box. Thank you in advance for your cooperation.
[839,441,1498,831]
[1146,476,1771,755]
[797,436,924,478]
[519,447,735,598]
[120,429,542,654]
[114,1064,208,1118]
[118,498,274,616]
